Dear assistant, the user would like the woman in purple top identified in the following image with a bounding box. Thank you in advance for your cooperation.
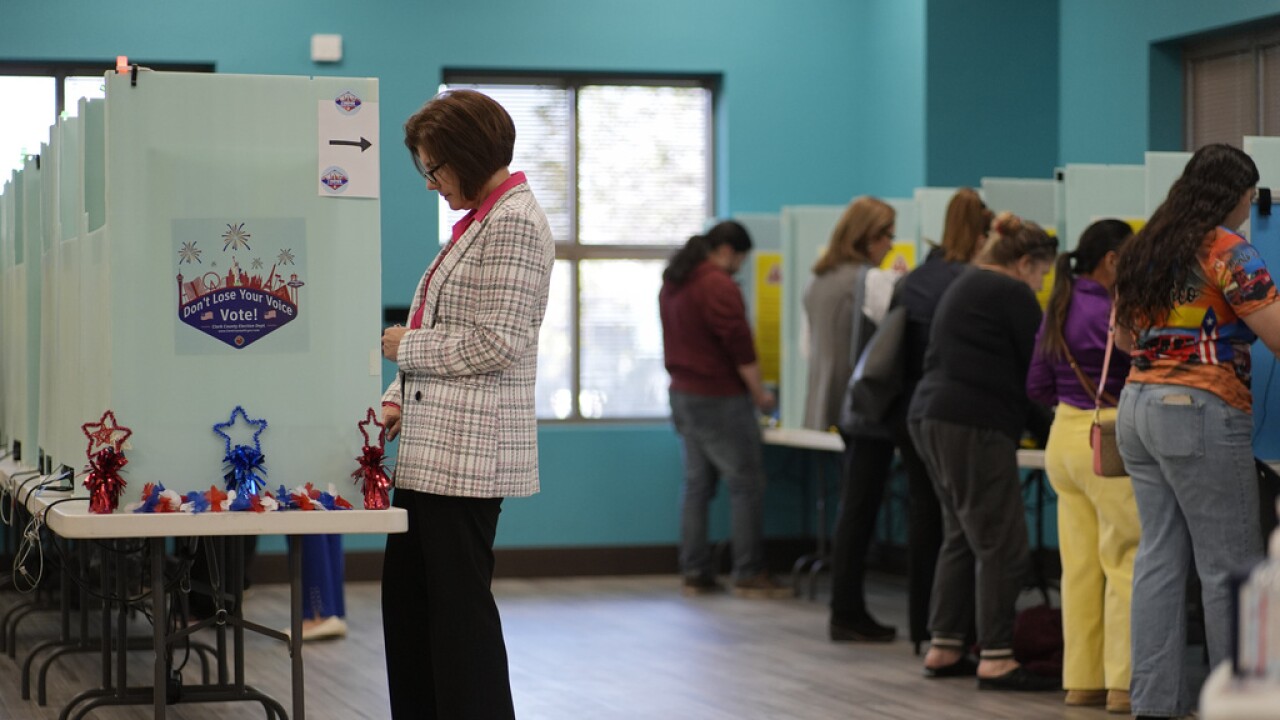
[1027,219,1136,714]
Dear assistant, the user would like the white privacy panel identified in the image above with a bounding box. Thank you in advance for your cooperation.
[913,187,956,250]
[0,71,384,494]
[1062,164,1146,251]
[97,71,383,491]
[779,205,846,431]
[981,177,1057,230]
[1144,151,1192,219]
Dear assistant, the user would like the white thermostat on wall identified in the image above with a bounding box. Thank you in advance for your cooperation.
[311,34,343,63]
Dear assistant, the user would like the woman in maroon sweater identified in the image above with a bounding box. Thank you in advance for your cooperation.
[660,221,787,598]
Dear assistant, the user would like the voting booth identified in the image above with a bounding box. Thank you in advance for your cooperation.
[0,70,383,494]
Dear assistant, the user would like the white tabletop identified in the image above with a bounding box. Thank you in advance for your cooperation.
[762,428,1048,471]
[2,458,407,539]
[1016,448,1046,470]
[763,427,845,453]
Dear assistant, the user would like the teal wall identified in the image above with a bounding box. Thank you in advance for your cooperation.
[6,1,1280,554]
[924,0,1059,186]
[854,0,928,198]
[1059,0,1280,164]
[1,0,906,552]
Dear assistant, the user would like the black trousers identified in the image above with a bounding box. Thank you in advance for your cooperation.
[382,489,514,720]
[910,418,1030,657]
[829,434,896,624]
[888,411,944,646]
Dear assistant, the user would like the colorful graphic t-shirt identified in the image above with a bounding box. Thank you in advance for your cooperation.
[1130,227,1279,413]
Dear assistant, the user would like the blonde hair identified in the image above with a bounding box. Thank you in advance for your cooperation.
[976,212,1057,267]
[812,196,895,275]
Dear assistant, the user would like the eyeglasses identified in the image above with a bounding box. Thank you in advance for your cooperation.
[412,154,446,185]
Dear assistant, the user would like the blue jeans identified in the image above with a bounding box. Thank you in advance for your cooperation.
[1117,382,1263,717]
[670,390,766,580]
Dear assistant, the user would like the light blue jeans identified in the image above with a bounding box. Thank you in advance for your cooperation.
[670,390,766,581]
[1117,382,1263,717]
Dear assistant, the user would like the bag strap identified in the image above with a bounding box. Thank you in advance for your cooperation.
[1094,302,1118,422]
[849,264,870,363]
[1062,345,1118,407]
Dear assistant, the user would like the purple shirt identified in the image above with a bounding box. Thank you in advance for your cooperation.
[1026,277,1130,410]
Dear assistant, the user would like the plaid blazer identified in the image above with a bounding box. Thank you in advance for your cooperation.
[382,182,554,497]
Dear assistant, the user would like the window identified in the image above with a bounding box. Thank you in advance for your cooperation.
[1184,24,1280,150]
[0,60,213,178]
[440,72,717,420]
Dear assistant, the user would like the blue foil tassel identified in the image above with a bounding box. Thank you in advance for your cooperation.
[223,445,267,500]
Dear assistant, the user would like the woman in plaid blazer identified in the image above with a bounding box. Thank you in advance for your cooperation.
[379,89,555,720]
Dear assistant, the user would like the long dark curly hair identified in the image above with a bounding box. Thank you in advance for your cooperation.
[1115,143,1258,331]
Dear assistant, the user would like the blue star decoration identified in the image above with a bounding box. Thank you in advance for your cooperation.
[213,405,268,459]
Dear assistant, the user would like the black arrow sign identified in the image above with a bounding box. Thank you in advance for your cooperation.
[329,137,372,152]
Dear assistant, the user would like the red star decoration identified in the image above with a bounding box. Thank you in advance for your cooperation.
[357,407,386,448]
[81,410,133,457]
[207,485,228,512]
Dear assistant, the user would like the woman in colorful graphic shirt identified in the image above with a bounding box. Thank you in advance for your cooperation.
[1114,143,1280,719]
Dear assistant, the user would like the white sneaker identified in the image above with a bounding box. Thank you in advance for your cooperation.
[281,616,348,642]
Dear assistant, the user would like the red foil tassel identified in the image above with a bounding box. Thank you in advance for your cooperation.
[85,447,128,514]
[352,445,391,510]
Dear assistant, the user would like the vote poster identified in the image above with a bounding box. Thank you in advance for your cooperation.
[173,218,308,353]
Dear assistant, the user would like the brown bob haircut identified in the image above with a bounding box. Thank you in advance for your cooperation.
[403,89,516,202]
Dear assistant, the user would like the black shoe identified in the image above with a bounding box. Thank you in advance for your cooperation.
[681,575,724,596]
[922,656,977,678]
[829,615,896,643]
[977,666,1060,692]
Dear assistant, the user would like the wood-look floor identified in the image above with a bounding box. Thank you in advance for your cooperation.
[0,574,1138,719]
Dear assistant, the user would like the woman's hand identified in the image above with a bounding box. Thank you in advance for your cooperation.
[382,405,402,440]
[382,325,408,362]
[753,388,777,415]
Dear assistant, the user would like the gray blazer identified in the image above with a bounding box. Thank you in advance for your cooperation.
[803,263,863,432]
[802,262,890,438]
[382,182,555,498]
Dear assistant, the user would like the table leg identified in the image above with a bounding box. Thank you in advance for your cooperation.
[289,535,305,720]
[152,537,167,718]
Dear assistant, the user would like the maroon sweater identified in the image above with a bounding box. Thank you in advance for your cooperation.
[659,261,757,396]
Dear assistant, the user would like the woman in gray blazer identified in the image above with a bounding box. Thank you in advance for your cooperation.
[802,196,901,642]
[379,89,555,720]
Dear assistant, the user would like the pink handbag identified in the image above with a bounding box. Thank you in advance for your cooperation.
[1089,305,1125,477]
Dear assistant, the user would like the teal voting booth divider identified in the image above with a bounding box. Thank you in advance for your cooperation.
[0,70,383,495]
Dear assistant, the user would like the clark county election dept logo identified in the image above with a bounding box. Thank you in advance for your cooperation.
[321,166,349,193]
[175,221,304,350]
[334,90,362,115]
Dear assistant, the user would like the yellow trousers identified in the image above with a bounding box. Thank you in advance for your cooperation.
[1044,403,1141,691]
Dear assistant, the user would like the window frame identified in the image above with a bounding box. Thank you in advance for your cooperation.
[1182,24,1280,151]
[0,59,215,120]
[441,69,720,423]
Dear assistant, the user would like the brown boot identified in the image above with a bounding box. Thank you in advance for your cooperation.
[1105,689,1131,714]
[1064,689,1106,706]
[731,572,792,598]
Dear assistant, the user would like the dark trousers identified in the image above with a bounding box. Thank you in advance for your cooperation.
[382,489,514,720]
[910,418,1030,658]
[889,411,944,646]
[829,434,895,624]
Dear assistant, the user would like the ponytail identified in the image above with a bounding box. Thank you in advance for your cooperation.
[663,220,753,286]
[1036,251,1077,360]
[1033,218,1132,361]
